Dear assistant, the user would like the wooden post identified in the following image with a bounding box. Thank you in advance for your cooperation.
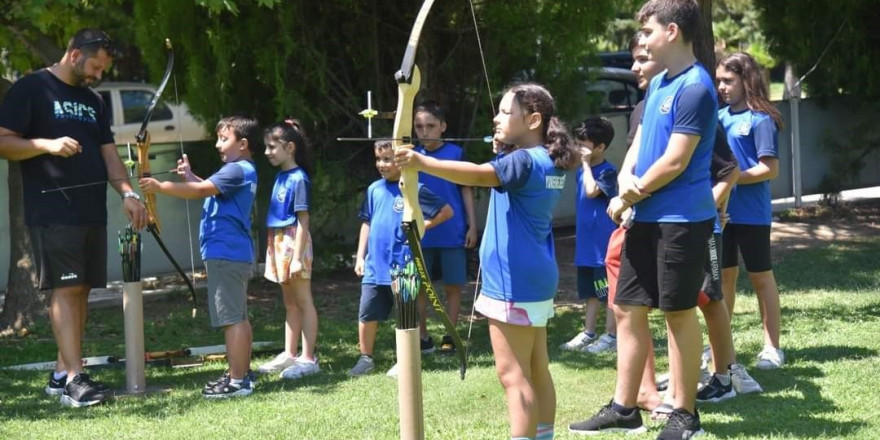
[396,328,424,440]
[122,281,146,395]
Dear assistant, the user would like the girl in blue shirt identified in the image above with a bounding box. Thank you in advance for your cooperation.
[396,83,577,440]
[256,119,321,380]
[717,52,786,370]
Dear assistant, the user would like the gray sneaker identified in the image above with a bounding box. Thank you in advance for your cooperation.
[585,334,617,354]
[348,355,376,377]
[730,363,763,394]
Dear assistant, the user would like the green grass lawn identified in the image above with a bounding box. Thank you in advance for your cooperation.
[2,237,880,439]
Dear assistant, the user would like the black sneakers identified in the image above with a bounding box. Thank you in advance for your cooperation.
[204,370,257,390]
[657,408,704,440]
[420,336,436,354]
[439,335,456,353]
[202,370,255,399]
[45,372,66,396]
[568,401,647,435]
[696,374,737,403]
[60,373,108,407]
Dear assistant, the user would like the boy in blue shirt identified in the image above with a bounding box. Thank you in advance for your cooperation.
[413,101,478,354]
[140,115,259,398]
[349,140,452,376]
[570,1,717,438]
[561,117,618,354]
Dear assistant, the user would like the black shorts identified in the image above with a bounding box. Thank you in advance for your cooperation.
[615,220,713,311]
[577,266,609,301]
[29,225,107,290]
[358,284,394,322]
[721,224,772,272]
[701,233,723,301]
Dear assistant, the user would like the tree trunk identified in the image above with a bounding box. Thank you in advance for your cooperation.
[695,0,716,80]
[0,80,46,333]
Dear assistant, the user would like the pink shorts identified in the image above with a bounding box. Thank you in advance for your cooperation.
[264,226,313,282]
[474,294,555,327]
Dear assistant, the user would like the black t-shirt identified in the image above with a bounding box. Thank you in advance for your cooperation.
[0,69,114,225]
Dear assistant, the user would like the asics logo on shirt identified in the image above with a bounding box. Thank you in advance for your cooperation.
[53,100,97,122]
[545,175,566,190]
[736,121,751,136]
[659,95,674,114]
[393,196,404,213]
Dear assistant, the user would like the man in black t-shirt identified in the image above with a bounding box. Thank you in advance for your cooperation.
[0,28,147,407]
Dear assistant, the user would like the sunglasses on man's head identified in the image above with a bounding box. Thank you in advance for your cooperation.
[75,36,116,56]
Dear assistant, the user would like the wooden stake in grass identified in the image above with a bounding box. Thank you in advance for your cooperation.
[119,225,146,396]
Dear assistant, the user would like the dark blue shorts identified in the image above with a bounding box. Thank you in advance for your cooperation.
[577,266,609,301]
[423,247,467,285]
[359,284,394,322]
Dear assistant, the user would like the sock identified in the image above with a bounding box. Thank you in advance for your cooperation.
[611,400,636,416]
[536,423,554,440]
[53,371,66,381]
[229,378,243,386]
[716,373,731,386]
[584,330,596,339]
[511,437,533,440]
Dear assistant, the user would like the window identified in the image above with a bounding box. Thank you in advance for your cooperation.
[121,90,172,125]
[587,79,640,112]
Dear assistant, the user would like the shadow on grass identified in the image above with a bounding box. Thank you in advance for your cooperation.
[701,365,868,438]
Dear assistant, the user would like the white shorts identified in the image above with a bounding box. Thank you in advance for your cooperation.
[474,294,555,327]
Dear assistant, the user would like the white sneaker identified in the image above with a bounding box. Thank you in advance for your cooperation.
[280,357,320,379]
[386,363,399,377]
[585,334,617,354]
[256,352,297,374]
[755,346,785,370]
[560,331,596,351]
[730,363,763,394]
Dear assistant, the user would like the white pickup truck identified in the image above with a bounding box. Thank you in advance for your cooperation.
[94,81,209,146]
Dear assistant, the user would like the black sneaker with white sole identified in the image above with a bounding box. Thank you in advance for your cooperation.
[657,408,705,439]
[204,369,257,390]
[45,372,66,396]
[420,336,435,354]
[696,374,736,403]
[60,373,108,407]
[202,373,254,399]
[568,401,647,435]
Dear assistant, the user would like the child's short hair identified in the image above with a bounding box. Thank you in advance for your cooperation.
[414,100,446,122]
[216,115,261,154]
[636,0,701,44]
[573,117,614,149]
[628,31,644,53]
[374,140,392,152]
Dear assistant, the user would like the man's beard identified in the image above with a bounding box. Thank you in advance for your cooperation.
[71,58,101,88]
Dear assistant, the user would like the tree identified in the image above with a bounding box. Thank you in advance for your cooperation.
[0,0,619,328]
[754,0,880,104]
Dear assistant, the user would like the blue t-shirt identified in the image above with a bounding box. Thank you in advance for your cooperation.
[575,161,618,267]
[201,160,258,263]
[634,63,717,223]
[359,179,446,285]
[416,143,468,248]
[0,69,115,226]
[481,147,565,303]
[719,108,779,225]
[266,167,310,228]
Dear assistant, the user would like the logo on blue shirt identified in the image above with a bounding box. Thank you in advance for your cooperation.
[393,196,404,213]
[275,187,288,203]
[736,121,751,136]
[659,95,674,114]
[545,175,566,190]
